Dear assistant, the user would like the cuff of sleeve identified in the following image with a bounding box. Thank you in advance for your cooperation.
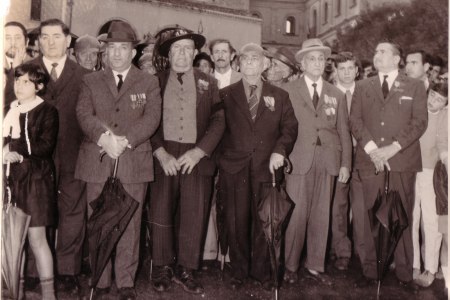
[97,131,110,147]
[153,147,164,157]
[392,141,402,150]
[364,140,378,154]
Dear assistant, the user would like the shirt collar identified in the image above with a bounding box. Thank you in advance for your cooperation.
[378,69,399,89]
[304,75,323,97]
[43,55,67,76]
[214,67,232,79]
[112,65,132,83]
[336,82,355,94]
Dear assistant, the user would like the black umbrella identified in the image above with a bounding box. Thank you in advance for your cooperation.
[257,160,295,300]
[369,170,408,299]
[87,158,139,300]
[215,173,229,271]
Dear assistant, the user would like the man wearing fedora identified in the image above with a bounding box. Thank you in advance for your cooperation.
[282,38,352,285]
[149,26,225,294]
[217,42,298,290]
[265,47,299,87]
[75,20,161,299]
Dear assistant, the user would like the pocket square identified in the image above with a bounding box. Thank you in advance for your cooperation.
[400,96,413,100]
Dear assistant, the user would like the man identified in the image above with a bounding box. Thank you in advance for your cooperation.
[24,18,90,295]
[218,43,298,290]
[149,26,224,295]
[74,34,101,70]
[282,38,352,285]
[361,59,375,79]
[202,38,242,263]
[330,52,365,271]
[405,50,431,90]
[428,55,445,84]
[75,20,161,300]
[350,41,427,291]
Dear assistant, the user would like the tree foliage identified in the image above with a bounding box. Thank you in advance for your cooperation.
[336,0,448,63]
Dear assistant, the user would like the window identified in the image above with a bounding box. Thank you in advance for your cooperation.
[30,0,42,21]
[323,2,329,24]
[286,17,296,35]
[335,0,341,16]
[309,9,317,37]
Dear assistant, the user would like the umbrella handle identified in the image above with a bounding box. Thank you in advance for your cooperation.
[384,167,390,194]
[113,158,119,178]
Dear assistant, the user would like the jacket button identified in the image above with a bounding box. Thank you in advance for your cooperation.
[381,122,384,126]
[380,137,385,142]
[315,114,318,117]
[116,108,120,112]
[316,128,319,132]
[114,124,118,128]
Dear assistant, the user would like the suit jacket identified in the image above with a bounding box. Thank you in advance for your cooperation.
[25,56,90,174]
[350,72,427,172]
[151,68,225,176]
[75,65,162,184]
[218,80,298,182]
[283,77,352,176]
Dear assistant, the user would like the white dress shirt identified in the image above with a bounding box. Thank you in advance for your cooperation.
[43,55,67,79]
[214,68,232,89]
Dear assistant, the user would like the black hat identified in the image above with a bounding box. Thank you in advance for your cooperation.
[99,20,139,44]
[156,25,205,57]
[267,47,298,72]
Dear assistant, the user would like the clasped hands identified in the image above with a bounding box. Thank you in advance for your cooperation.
[369,143,400,174]
[2,144,23,164]
[155,147,206,176]
[98,132,129,159]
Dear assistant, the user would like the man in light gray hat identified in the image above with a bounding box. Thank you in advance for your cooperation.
[74,34,101,70]
[282,38,352,285]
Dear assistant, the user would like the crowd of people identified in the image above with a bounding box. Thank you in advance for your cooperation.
[2,16,448,300]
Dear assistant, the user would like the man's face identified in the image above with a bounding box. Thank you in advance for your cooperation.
[197,59,213,75]
[429,65,442,83]
[405,53,428,79]
[239,50,265,78]
[266,58,291,83]
[427,89,447,112]
[5,25,27,58]
[301,50,326,79]
[211,42,233,69]
[76,49,99,70]
[336,60,357,85]
[169,39,196,72]
[373,43,399,73]
[106,42,135,72]
[39,25,71,60]
[363,66,373,78]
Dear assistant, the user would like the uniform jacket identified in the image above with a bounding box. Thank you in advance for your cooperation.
[218,80,298,182]
[350,73,427,172]
[75,65,162,184]
[283,76,352,176]
[21,57,90,174]
[152,68,225,176]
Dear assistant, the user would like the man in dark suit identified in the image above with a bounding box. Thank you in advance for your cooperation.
[350,41,427,291]
[75,20,161,300]
[282,39,352,285]
[24,19,90,295]
[149,26,225,295]
[218,43,298,290]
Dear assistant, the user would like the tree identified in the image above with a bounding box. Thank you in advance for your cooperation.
[336,0,448,63]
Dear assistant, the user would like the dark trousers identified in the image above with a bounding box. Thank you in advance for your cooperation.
[150,143,212,270]
[359,170,416,282]
[219,165,270,282]
[56,172,86,275]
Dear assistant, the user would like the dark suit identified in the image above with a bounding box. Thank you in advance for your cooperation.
[75,65,161,288]
[149,69,225,270]
[350,73,427,281]
[25,56,90,276]
[282,77,352,273]
[218,80,298,281]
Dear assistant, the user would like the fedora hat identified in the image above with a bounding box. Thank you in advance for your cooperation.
[295,38,331,63]
[156,25,205,57]
[268,47,298,72]
[99,20,139,44]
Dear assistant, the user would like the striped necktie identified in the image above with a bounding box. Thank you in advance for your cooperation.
[50,63,58,81]
[248,85,259,121]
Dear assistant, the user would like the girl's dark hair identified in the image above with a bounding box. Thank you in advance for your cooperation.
[429,82,448,98]
[14,64,49,95]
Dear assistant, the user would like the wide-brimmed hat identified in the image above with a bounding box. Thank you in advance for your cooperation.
[99,20,139,44]
[295,38,331,63]
[267,47,298,71]
[156,25,205,57]
[74,34,101,53]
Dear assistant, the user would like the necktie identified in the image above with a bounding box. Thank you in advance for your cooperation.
[177,72,184,85]
[117,74,123,91]
[382,75,389,98]
[312,83,319,109]
[50,63,58,81]
[248,85,259,121]
[345,90,352,113]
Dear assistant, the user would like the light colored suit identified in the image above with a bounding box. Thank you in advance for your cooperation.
[283,76,352,273]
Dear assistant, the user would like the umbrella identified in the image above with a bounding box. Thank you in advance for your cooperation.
[215,173,229,271]
[257,160,295,300]
[2,162,31,300]
[87,158,139,300]
[369,170,408,299]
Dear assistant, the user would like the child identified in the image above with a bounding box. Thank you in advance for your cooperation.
[3,63,59,300]
[412,82,448,287]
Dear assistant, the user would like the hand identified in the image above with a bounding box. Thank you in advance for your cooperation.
[370,144,400,164]
[154,148,180,176]
[177,147,206,175]
[338,167,350,183]
[369,151,386,174]
[4,151,23,163]
[98,133,128,159]
[269,153,285,174]
[11,47,26,69]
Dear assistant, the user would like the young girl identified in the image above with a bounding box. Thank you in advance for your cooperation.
[3,64,59,300]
